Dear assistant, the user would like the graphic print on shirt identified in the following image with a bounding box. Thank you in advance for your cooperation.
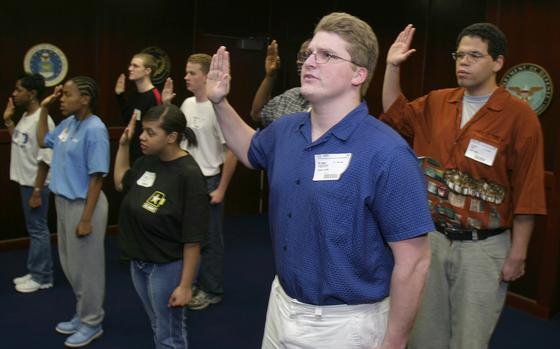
[419,157,506,229]
[142,191,167,213]
[12,130,30,148]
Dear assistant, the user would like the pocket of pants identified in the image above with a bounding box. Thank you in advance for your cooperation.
[478,231,511,260]
[351,305,388,348]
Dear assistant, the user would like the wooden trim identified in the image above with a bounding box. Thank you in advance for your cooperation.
[507,292,552,319]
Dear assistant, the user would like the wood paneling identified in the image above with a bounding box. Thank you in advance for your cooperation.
[1,0,559,318]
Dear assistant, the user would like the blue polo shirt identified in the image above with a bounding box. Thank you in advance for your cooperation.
[248,102,434,305]
[44,115,109,200]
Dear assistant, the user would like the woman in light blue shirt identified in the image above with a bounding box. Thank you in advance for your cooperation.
[37,76,109,348]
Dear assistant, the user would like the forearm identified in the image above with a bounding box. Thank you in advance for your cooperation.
[250,75,277,121]
[384,236,431,349]
[81,173,104,222]
[212,99,255,168]
[510,215,534,260]
[179,243,201,289]
[114,143,130,192]
[4,118,15,135]
[382,65,403,113]
[217,149,237,193]
[37,107,49,147]
[33,161,49,189]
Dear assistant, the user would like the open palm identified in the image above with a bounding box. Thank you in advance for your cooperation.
[206,46,231,104]
[387,24,417,66]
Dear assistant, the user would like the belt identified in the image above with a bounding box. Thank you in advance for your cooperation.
[435,225,507,241]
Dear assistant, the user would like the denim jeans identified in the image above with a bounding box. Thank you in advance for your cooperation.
[131,259,188,349]
[20,186,53,284]
[198,174,224,295]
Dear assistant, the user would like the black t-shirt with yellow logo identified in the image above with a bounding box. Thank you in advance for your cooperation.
[118,154,208,263]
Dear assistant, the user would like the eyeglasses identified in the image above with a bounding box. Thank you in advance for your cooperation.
[297,49,359,66]
[451,51,489,62]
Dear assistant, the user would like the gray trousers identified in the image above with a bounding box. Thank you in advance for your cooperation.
[408,230,511,349]
[55,193,107,326]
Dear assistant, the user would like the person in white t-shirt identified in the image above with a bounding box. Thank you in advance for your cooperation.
[3,73,55,293]
[162,53,237,310]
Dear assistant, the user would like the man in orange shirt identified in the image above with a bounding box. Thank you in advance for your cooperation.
[381,23,546,348]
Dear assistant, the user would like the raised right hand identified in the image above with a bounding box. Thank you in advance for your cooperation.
[40,85,63,108]
[161,77,176,104]
[115,73,126,94]
[3,97,15,122]
[119,111,137,145]
[387,24,417,67]
[265,40,280,76]
[206,46,231,104]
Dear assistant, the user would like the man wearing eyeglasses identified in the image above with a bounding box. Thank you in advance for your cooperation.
[206,12,434,349]
[381,23,546,348]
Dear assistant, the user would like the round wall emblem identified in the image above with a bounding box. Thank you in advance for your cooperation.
[23,43,68,87]
[500,63,553,116]
[141,46,171,86]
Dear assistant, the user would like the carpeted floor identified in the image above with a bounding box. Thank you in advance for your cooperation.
[0,214,558,348]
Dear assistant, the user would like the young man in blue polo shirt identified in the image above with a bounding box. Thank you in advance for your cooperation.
[206,12,434,348]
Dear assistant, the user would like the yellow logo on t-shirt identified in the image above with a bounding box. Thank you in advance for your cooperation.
[142,191,167,213]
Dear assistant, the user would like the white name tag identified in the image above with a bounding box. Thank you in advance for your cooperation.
[465,139,497,166]
[137,171,156,187]
[133,108,142,121]
[313,153,352,181]
[58,128,69,142]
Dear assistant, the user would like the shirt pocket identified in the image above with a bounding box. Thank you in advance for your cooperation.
[465,131,507,169]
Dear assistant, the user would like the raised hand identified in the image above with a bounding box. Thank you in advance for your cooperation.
[265,40,281,76]
[3,97,15,122]
[206,46,231,104]
[161,77,176,104]
[115,73,126,94]
[387,24,417,67]
[40,85,63,108]
[119,111,137,146]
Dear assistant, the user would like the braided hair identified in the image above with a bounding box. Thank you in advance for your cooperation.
[68,76,99,110]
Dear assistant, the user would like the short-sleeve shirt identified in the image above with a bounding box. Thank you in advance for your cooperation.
[380,87,546,229]
[118,154,209,263]
[10,108,55,186]
[179,97,226,176]
[44,115,109,200]
[116,88,162,162]
[248,102,434,305]
[259,87,310,126]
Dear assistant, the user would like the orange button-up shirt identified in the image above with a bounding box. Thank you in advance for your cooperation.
[380,87,546,229]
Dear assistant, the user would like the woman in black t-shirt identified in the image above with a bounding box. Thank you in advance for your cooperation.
[114,104,208,349]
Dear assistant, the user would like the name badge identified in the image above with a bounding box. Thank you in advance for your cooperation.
[465,139,497,166]
[133,109,142,121]
[58,128,69,142]
[137,171,156,187]
[313,153,352,181]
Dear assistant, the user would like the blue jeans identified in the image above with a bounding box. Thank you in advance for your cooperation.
[198,174,224,295]
[131,260,188,349]
[20,186,53,284]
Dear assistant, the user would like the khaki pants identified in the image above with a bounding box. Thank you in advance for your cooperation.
[409,231,511,349]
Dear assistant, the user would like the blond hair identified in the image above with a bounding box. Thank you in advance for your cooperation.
[187,53,212,75]
[133,53,157,77]
[314,12,378,97]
